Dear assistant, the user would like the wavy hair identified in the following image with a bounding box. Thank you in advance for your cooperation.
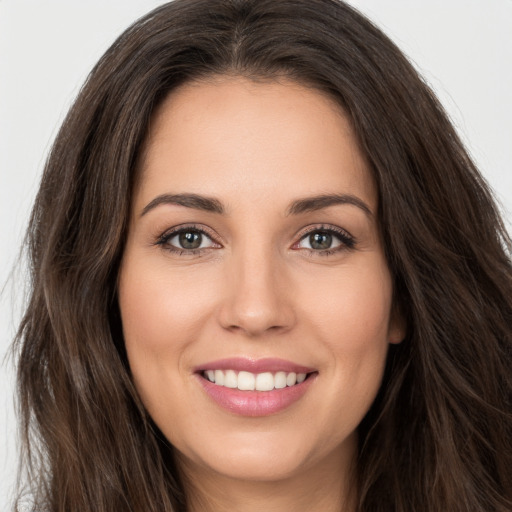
[14,0,512,510]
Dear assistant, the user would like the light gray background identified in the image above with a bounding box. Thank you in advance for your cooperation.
[1,0,511,508]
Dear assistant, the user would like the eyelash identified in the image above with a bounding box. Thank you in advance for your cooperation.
[294,225,356,256]
[155,224,356,256]
[155,224,219,256]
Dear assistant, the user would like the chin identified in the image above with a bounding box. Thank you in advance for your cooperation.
[174,426,355,484]
[189,445,309,482]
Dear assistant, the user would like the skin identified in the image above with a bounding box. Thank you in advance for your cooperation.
[118,77,404,512]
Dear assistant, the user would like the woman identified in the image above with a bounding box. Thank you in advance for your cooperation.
[14,0,512,511]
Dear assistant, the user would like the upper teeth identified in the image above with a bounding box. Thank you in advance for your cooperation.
[204,370,307,391]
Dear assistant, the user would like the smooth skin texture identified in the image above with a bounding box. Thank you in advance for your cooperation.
[118,77,404,512]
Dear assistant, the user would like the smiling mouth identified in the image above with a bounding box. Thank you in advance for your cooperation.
[196,361,318,416]
[201,369,313,391]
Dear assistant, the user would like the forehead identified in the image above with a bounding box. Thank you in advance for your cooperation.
[136,76,376,213]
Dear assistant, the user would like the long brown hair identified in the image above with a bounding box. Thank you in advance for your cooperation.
[14,1,512,510]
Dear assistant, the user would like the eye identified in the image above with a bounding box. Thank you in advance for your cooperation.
[171,230,211,250]
[157,226,219,253]
[294,226,355,254]
[300,231,340,250]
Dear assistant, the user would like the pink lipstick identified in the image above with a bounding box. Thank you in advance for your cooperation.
[195,357,317,416]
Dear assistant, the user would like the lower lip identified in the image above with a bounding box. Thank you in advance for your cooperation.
[197,373,317,417]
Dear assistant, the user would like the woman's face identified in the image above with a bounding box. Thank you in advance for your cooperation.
[118,77,403,484]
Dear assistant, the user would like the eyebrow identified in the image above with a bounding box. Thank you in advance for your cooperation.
[140,193,224,217]
[286,194,373,217]
[140,192,372,218]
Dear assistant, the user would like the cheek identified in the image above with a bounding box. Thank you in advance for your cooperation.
[332,268,392,380]
[296,260,393,418]
[300,259,393,349]
[117,257,222,420]
[117,255,224,428]
[118,259,218,355]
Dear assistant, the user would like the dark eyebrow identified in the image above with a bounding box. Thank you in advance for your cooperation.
[286,194,373,217]
[140,193,224,217]
[140,192,371,218]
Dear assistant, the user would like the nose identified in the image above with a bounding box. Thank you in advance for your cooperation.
[217,244,296,337]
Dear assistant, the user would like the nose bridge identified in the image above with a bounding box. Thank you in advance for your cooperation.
[218,235,294,336]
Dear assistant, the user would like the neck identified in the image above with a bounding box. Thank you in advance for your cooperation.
[178,441,358,512]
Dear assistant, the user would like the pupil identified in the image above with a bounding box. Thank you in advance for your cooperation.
[310,232,332,250]
[179,231,202,249]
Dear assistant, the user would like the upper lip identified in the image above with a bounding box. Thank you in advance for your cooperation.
[194,357,316,374]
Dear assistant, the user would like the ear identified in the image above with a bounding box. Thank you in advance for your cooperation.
[388,303,406,344]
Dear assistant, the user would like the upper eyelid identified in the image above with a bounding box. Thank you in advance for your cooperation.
[295,224,354,240]
[156,225,222,254]
[156,223,355,248]
[159,224,220,243]
[292,225,356,253]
